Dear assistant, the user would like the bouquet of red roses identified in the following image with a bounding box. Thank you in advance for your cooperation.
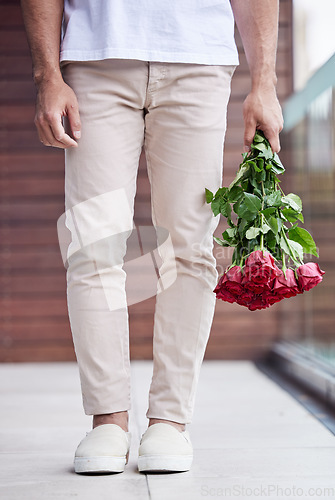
[205,131,325,311]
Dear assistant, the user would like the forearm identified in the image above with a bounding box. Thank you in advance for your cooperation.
[230,0,279,90]
[230,0,283,152]
[20,0,64,85]
[20,0,80,148]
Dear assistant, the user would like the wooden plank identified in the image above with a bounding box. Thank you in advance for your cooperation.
[0,30,30,55]
[0,297,67,317]
[0,104,35,127]
[0,5,24,27]
[0,56,32,78]
[0,320,71,341]
[0,250,63,271]
[0,345,76,363]
[0,80,35,104]
[0,201,66,222]
[0,274,66,294]
[0,226,59,246]
[0,153,63,174]
[0,177,65,196]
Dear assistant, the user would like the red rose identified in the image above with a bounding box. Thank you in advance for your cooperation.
[272,269,300,299]
[242,250,281,289]
[248,295,268,311]
[243,280,270,294]
[213,273,228,294]
[225,266,244,296]
[262,290,282,306]
[296,263,325,292]
[216,288,236,304]
[213,266,243,304]
[236,289,254,307]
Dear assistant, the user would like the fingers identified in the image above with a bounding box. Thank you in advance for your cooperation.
[243,95,257,152]
[67,103,81,141]
[245,122,282,154]
[261,126,282,153]
[34,81,81,149]
[259,112,284,153]
[35,111,78,149]
[243,91,284,154]
[50,112,79,147]
[244,117,257,152]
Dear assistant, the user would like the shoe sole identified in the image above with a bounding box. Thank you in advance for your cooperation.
[138,454,193,473]
[74,453,128,474]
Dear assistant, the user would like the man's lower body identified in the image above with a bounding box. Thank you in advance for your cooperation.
[60,59,235,472]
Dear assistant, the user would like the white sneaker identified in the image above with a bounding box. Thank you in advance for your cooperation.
[74,424,131,474]
[138,423,193,472]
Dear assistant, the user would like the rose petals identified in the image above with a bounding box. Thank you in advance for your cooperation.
[214,252,325,311]
[272,269,300,299]
[296,263,325,292]
[242,250,281,286]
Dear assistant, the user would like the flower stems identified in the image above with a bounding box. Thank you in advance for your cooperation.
[206,130,320,279]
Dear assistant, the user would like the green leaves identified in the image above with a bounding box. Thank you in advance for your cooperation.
[244,193,262,212]
[266,216,279,234]
[205,186,231,218]
[265,191,281,207]
[227,185,243,202]
[253,132,264,143]
[210,197,221,216]
[213,236,230,247]
[205,188,213,203]
[281,208,304,223]
[228,164,250,190]
[234,193,260,222]
[205,130,320,269]
[252,141,273,160]
[280,236,304,264]
[222,227,238,246]
[246,227,261,240]
[282,193,302,212]
[235,201,258,221]
[287,226,318,257]
[211,197,231,217]
[271,153,285,174]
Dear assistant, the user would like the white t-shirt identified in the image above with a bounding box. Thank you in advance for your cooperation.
[60,0,239,66]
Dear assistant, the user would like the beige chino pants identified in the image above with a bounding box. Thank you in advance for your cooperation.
[60,59,235,423]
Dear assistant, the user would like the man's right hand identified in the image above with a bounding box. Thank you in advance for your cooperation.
[35,77,81,149]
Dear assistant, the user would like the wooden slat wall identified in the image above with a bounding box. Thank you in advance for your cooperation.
[0,0,293,362]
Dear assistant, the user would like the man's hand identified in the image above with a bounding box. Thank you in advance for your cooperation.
[230,0,283,154]
[243,86,283,153]
[35,77,81,149]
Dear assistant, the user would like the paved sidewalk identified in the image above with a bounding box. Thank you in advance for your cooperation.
[0,361,334,500]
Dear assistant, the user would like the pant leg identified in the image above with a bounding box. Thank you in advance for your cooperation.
[143,62,235,424]
[60,59,148,415]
